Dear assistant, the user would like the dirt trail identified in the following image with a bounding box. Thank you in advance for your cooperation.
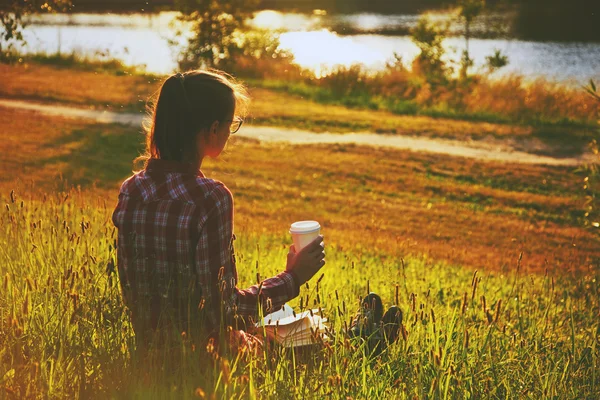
[0,98,593,166]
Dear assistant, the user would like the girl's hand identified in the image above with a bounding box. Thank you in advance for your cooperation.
[285,235,325,286]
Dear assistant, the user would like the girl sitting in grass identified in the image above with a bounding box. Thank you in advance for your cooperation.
[112,70,326,353]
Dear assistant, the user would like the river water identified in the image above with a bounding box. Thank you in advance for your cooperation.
[17,11,600,83]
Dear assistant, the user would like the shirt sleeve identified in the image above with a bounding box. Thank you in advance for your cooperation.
[194,184,300,331]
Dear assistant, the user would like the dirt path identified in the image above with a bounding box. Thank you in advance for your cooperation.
[0,98,593,166]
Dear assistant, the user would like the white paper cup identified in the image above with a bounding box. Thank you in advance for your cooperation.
[290,221,321,252]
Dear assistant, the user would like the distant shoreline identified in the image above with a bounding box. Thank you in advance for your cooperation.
[66,0,442,14]
[25,9,600,43]
[50,0,600,42]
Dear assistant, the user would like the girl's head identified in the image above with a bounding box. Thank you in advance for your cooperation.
[145,70,248,165]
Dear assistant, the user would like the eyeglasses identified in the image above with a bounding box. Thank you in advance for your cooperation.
[227,117,244,134]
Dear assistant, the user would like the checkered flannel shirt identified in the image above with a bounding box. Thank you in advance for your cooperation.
[112,158,299,333]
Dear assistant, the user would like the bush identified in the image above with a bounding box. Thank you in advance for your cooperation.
[317,65,370,97]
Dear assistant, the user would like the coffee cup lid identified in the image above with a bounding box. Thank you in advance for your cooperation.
[289,220,321,234]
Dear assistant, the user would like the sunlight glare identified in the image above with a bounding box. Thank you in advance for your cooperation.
[252,10,283,29]
[251,10,317,31]
[278,30,384,77]
[354,14,381,31]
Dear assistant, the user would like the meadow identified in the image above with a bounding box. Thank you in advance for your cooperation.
[0,59,599,398]
[1,54,599,158]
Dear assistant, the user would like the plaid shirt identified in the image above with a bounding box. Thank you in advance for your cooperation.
[112,159,299,335]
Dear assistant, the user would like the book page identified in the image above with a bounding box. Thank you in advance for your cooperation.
[257,304,323,327]
[256,304,329,347]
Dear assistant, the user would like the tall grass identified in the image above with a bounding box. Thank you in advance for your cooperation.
[247,62,599,128]
[1,189,598,398]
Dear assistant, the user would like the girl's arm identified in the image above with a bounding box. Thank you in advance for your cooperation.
[195,185,300,330]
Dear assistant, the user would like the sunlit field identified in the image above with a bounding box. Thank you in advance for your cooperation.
[2,193,598,398]
[1,0,600,393]
[0,61,532,140]
[1,58,598,158]
[1,96,599,398]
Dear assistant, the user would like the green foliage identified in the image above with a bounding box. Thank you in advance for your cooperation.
[406,1,509,83]
[485,48,509,73]
[457,0,484,79]
[0,0,71,55]
[458,0,485,24]
[410,17,449,84]
[586,80,600,102]
[318,64,370,98]
[384,52,406,73]
[172,0,260,70]
[231,28,291,61]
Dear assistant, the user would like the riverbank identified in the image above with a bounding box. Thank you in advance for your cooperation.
[6,49,599,128]
[0,55,598,158]
[4,98,592,166]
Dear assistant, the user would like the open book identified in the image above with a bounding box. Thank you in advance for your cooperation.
[256,304,329,347]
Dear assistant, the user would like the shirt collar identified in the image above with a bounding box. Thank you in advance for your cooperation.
[145,158,204,177]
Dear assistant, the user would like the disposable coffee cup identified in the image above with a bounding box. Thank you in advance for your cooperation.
[290,221,321,252]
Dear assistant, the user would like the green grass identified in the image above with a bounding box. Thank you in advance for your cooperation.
[1,191,599,398]
[43,124,145,188]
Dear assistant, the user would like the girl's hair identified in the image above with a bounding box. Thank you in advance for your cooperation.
[142,69,248,164]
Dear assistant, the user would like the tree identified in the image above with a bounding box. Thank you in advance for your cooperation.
[0,0,71,55]
[457,0,484,79]
[173,0,260,71]
[410,16,449,84]
[455,0,508,79]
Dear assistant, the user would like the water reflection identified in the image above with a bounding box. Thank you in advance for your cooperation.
[26,12,179,29]
[249,10,502,36]
[278,30,391,77]
[22,24,179,74]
